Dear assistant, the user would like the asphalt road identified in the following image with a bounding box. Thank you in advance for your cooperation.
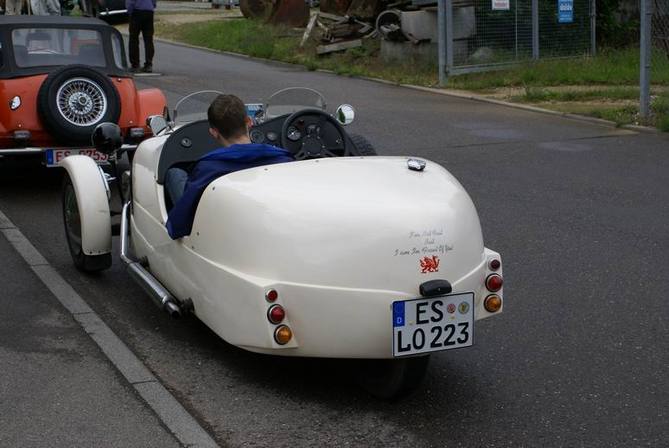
[1,39,668,447]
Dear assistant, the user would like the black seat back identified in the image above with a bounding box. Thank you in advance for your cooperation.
[13,45,28,67]
[78,44,106,67]
[156,120,219,184]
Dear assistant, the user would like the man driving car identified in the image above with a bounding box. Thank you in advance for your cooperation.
[165,94,294,240]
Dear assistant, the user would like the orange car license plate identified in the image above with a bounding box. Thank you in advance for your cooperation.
[46,148,109,167]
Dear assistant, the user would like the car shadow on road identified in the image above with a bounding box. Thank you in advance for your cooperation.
[157,310,486,408]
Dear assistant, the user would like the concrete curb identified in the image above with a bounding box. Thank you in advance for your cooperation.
[147,35,661,134]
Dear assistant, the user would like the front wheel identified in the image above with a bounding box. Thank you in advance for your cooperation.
[349,134,377,156]
[63,174,112,273]
[357,355,430,399]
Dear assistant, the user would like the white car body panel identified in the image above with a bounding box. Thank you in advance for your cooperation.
[128,136,503,358]
[60,155,112,256]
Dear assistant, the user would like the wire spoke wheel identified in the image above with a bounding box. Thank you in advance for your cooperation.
[56,77,108,127]
[38,65,121,144]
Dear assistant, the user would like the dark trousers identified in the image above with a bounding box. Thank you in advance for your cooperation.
[128,10,155,68]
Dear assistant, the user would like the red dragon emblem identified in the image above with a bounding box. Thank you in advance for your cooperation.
[420,255,440,273]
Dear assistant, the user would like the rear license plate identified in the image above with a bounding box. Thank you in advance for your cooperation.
[46,148,109,167]
[392,292,474,357]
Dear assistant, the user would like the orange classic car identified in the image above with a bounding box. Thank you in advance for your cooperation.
[0,15,166,166]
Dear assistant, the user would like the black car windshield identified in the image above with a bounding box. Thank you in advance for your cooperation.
[11,28,105,68]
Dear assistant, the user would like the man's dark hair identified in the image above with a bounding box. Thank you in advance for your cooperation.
[207,94,248,140]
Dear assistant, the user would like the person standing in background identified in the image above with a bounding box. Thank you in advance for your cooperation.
[31,0,61,14]
[4,0,25,14]
[126,0,156,73]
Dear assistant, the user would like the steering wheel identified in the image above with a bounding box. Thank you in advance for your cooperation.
[280,109,352,160]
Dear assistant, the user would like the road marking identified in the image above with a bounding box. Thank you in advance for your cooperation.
[0,208,220,448]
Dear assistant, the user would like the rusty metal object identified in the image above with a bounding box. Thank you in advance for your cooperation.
[376,8,406,41]
[319,0,352,15]
[347,0,386,19]
[240,0,272,20]
[267,0,310,27]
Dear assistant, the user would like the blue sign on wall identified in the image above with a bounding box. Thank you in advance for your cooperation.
[558,0,574,23]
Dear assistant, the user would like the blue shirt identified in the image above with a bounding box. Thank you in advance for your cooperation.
[126,0,156,13]
[166,143,294,240]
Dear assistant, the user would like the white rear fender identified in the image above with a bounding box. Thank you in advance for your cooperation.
[60,155,112,256]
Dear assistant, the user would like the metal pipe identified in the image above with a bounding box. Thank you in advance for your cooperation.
[120,201,133,264]
[640,0,652,120]
[120,202,184,319]
[438,0,446,85]
[98,9,128,15]
[0,148,45,155]
[532,0,539,60]
[445,0,454,76]
[590,0,597,57]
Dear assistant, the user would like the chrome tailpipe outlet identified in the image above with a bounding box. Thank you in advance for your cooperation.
[164,301,183,319]
[120,202,187,319]
[126,262,185,319]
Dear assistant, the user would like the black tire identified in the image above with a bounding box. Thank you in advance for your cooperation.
[349,133,378,156]
[357,355,430,399]
[38,65,121,145]
[62,174,112,273]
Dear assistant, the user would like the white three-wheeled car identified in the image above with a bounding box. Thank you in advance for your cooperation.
[61,89,504,398]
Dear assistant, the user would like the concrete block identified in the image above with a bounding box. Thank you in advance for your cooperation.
[381,39,469,66]
[400,7,476,43]
[401,10,438,42]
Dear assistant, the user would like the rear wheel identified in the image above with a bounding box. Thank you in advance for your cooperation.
[357,355,430,399]
[63,174,112,272]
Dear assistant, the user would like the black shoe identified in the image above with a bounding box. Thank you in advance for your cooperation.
[129,66,140,73]
[141,65,153,73]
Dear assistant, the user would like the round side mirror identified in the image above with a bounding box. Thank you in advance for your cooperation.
[147,115,168,136]
[335,104,355,126]
[92,122,122,155]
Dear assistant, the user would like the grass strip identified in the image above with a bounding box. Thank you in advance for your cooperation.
[447,48,669,91]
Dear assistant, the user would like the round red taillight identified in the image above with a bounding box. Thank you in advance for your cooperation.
[268,305,285,324]
[485,274,503,292]
[488,259,501,271]
[265,289,278,302]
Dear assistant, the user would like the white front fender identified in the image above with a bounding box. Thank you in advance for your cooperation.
[60,155,112,256]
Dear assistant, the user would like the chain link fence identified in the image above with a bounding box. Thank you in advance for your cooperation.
[439,0,595,79]
[539,0,593,57]
[641,0,669,123]
[451,0,533,66]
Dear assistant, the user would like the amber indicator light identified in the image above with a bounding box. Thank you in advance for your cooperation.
[274,325,292,345]
[484,294,502,313]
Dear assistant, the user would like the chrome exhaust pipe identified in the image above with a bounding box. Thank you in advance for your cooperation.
[120,202,185,319]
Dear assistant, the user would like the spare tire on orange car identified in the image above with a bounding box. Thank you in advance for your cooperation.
[38,65,121,145]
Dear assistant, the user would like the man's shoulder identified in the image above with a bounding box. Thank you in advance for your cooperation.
[200,144,292,161]
[228,143,291,153]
